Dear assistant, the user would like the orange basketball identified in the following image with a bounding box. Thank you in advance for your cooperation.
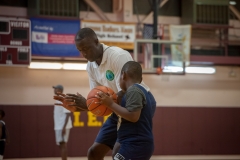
[86,86,117,116]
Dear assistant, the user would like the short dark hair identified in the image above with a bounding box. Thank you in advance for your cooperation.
[121,61,142,81]
[75,28,97,41]
[0,110,5,118]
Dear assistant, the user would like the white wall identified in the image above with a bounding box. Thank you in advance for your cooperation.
[0,4,239,107]
[0,66,239,107]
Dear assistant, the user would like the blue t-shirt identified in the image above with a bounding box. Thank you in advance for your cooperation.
[117,84,155,144]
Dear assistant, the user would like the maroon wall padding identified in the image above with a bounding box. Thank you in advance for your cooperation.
[1,105,240,158]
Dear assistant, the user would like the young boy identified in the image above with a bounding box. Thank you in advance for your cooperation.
[0,110,9,160]
[96,61,156,160]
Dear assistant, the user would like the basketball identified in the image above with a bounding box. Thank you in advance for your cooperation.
[86,86,117,116]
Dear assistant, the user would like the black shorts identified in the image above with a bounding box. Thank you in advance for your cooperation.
[95,113,118,149]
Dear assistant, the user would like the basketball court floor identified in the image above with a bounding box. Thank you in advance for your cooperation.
[6,155,240,160]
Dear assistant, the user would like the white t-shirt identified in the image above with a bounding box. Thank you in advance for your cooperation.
[54,100,72,130]
[87,44,150,93]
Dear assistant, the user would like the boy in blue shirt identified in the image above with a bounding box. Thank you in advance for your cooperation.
[96,61,156,160]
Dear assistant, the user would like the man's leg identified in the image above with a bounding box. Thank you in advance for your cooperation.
[87,142,111,160]
[88,113,118,160]
[59,142,67,160]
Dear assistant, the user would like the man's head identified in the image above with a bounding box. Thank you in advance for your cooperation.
[120,61,142,91]
[53,85,64,95]
[75,28,102,62]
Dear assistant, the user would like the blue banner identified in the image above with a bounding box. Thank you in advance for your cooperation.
[31,18,80,57]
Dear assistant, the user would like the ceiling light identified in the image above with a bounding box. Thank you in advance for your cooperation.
[63,63,87,70]
[28,62,87,70]
[186,67,216,74]
[163,66,183,73]
[163,66,216,74]
[230,1,236,5]
[29,62,62,69]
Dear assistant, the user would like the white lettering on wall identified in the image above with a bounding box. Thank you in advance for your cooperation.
[10,41,22,46]
[10,21,29,28]
[18,48,28,52]
[0,47,7,52]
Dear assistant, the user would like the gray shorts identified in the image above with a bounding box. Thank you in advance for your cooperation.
[55,129,70,145]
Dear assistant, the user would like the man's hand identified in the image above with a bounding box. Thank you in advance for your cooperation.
[65,92,88,111]
[53,93,79,112]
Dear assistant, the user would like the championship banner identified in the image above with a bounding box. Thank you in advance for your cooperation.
[169,25,191,66]
[81,20,136,50]
[31,18,80,57]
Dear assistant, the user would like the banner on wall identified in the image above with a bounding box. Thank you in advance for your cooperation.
[169,25,191,66]
[81,20,136,50]
[31,18,80,57]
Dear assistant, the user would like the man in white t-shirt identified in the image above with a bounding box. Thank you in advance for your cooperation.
[53,28,151,160]
[53,85,72,160]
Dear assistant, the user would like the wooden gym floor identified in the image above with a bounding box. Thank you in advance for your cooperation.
[6,155,240,160]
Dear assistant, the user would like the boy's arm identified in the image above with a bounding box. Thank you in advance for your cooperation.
[113,89,144,122]
[109,103,141,122]
[95,92,142,122]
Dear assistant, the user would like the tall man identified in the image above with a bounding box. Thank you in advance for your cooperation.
[54,28,154,160]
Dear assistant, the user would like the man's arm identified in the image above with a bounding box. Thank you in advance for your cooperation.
[56,63,98,112]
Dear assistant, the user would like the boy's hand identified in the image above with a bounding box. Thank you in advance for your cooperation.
[95,91,114,107]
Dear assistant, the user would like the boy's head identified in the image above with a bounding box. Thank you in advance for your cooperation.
[0,110,5,119]
[120,61,142,90]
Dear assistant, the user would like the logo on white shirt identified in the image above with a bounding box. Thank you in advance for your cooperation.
[106,70,114,81]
